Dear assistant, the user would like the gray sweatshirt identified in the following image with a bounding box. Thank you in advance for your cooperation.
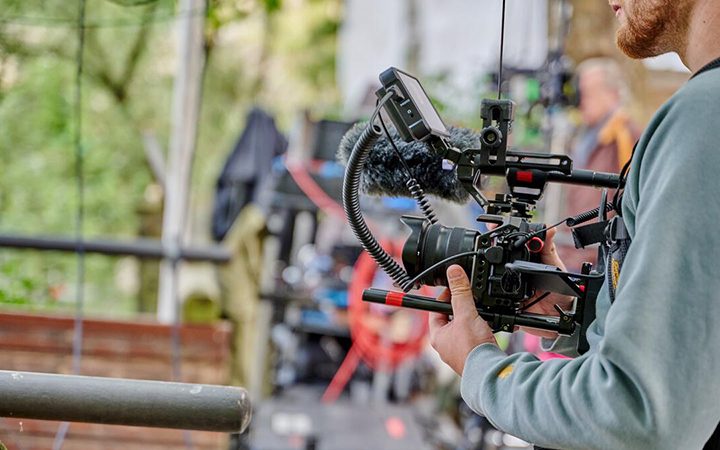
[460,65,720,449]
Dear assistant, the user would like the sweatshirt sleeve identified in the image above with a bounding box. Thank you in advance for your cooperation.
[460,82,720,450]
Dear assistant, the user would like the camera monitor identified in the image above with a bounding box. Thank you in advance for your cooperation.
[378,67,450,143]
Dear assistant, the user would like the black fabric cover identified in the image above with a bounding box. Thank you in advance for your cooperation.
[211,107,287,241]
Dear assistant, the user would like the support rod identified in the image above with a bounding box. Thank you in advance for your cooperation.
[0,371,251,433]
[0,234,230,263]
[158,0,207,323]
[362,288,574,334]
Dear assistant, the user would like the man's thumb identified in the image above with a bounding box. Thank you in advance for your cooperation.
[446,265,478,318]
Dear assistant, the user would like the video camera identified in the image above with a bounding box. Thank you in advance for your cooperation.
[342,67,621,353]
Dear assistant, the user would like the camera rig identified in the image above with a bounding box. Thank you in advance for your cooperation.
[343,67,621,354]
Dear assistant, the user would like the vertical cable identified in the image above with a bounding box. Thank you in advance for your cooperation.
[171,256,195,450]
[376,112,437,224]
[70,0,87,380]
[497,0,507,99]
[52,0,87,448]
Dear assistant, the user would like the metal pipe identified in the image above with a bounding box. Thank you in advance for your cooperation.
[362,288,574,335]
[0,234,230,263]
[0,371,251,433]
[547,169,622,189]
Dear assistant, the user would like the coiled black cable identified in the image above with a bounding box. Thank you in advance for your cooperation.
[406,178,438,224]
[565,202,615,227]
[342,122,412,287]
[377,104,438,225]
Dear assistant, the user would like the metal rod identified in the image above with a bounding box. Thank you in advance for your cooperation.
[362,288,571,334]
[547,169,621,189]
[0,370,251,433]
[0,234,230,263]
[158,0,207,324]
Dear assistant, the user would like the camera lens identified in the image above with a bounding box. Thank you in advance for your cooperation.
[401,216,479,286]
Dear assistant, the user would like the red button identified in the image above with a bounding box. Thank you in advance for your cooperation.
[526,237,544,253]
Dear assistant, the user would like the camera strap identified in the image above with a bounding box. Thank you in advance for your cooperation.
[569,215,630,303]
[571,137,636,249]
[691,55,720,79]
[604,215,630,304]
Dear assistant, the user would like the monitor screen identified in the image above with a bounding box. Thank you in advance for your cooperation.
[396,71,449,136]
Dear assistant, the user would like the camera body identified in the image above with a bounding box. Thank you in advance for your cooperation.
[400,214,546,318]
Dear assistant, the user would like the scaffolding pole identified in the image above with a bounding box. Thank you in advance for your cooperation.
[0,370,251,433]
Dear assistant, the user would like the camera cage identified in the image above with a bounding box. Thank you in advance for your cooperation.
[344,67,621,353]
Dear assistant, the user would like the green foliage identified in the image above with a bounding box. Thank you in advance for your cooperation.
[260,0,342,122]
[0,57,151,235]
[262,0,283,14]
[0,0,343,316]
[106,0,161,7]
[0,1,175,314]
[0,258,38,306]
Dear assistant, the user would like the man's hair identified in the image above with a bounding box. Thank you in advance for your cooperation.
[576,57,630,104]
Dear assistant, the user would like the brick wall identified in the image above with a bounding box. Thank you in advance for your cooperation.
[0,311,234,450]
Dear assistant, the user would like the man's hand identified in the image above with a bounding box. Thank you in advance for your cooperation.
[520,227,575,338]
[429,265,497,376]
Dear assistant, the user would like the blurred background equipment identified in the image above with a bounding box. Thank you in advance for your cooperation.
[212,107,288,242]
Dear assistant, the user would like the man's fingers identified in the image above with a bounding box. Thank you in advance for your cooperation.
[546,227,557,240]
[541,227,557,258]
[429,311,448,330]
[446,265,478,319]
[429,288,450,330]
[540,227,568,271]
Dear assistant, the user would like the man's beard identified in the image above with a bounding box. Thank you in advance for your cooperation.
[616,0,693,59]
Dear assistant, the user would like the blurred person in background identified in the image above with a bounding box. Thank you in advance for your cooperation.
[556,57,640,271]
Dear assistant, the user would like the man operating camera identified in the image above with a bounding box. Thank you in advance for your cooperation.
[430,1,720,448]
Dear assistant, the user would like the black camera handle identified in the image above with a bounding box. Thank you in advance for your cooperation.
[362,248,604,338]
